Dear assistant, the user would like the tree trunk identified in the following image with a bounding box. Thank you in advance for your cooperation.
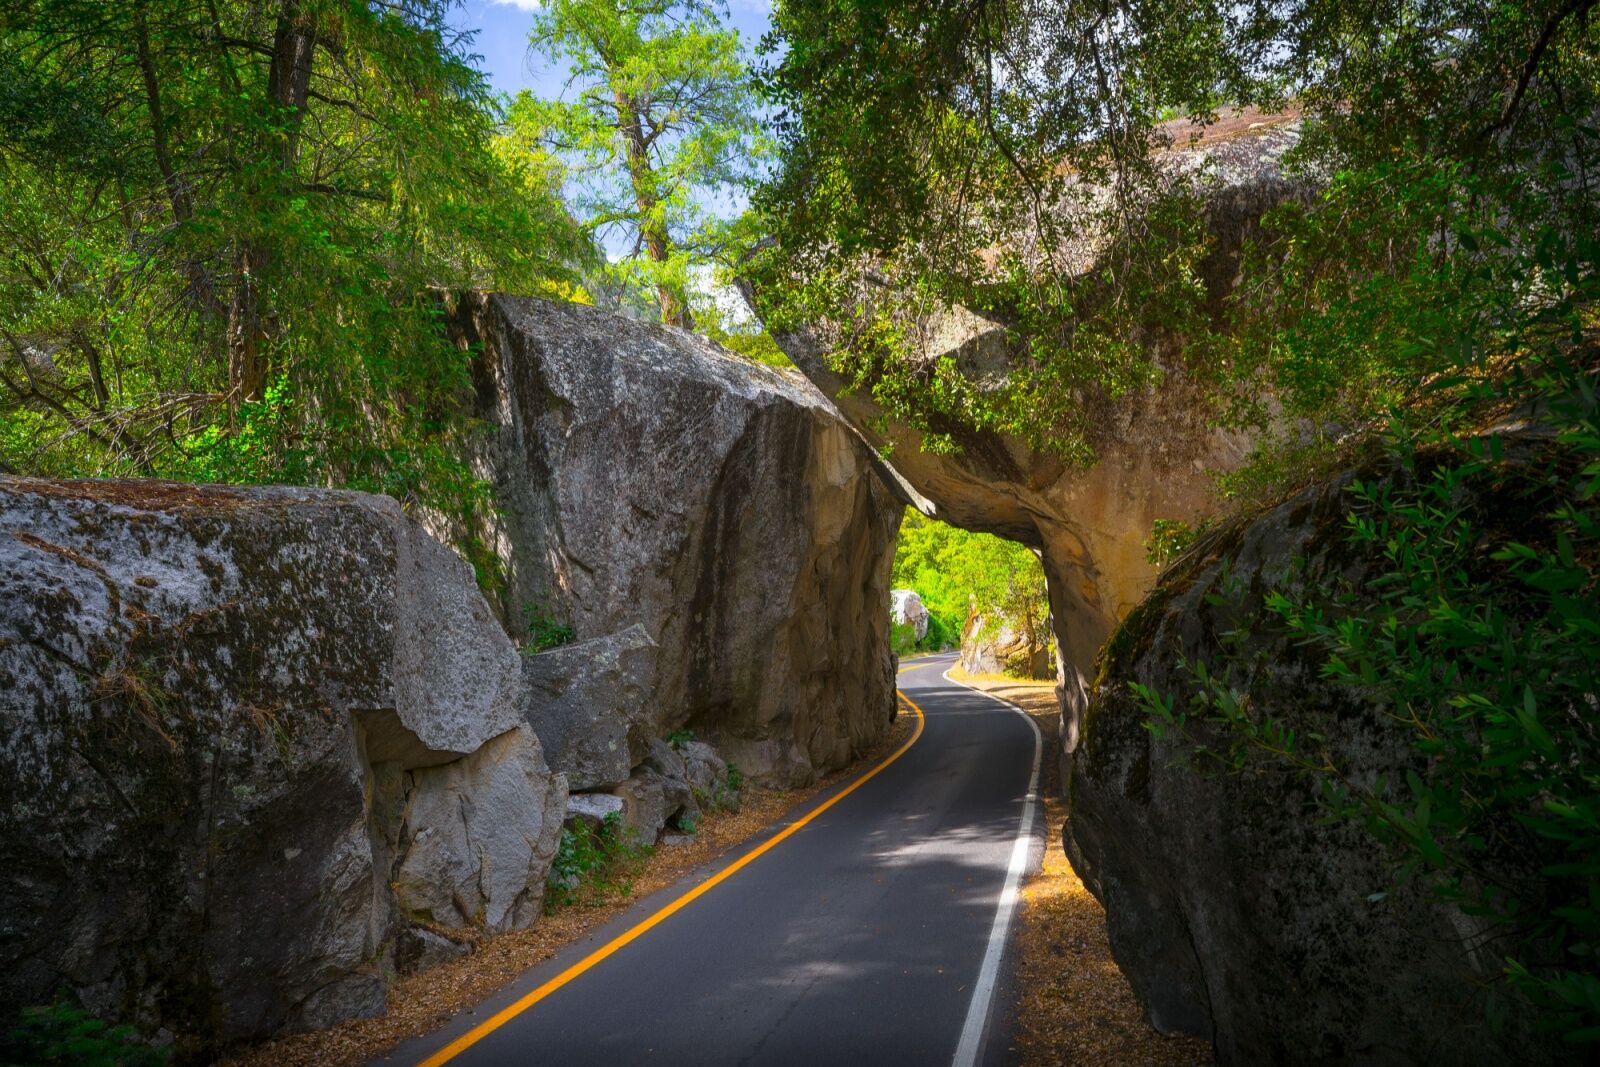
[613,91,694,329]
[266,0,317,170]
[230,0,316,408]
[228,246,265,409]
[133,11,191,226]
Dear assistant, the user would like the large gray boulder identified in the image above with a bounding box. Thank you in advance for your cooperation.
[890,589,929,641]
[1064,442,1566,1064]
[443,294,902,786]
[0,478,566,1047]
[520,625,657,790]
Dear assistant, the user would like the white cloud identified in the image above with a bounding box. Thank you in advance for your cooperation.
[487,0,542,10]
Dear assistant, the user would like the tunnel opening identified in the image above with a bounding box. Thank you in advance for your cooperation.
[889,508,1059,684]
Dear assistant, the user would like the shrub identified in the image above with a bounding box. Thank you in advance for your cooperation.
[889,620,920,658]
[521,601,576,654]
[1,999,168,1067]
[545,810,651,910]
[919,612,954,652]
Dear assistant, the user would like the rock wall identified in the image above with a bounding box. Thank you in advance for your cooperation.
[0,478,566,1047]
[959,610,1050,680]
[444,294,903,786]
[1063,441,1569,1064]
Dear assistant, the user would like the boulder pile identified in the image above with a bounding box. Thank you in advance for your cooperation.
[0,298,904,1049]
[0,478,566,1044]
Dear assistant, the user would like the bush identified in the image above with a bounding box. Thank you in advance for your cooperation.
[919,612,954,652]
[889,620,920,658]
[1,999,168,1067]
[545,810,651,910]
[521,601,575,654]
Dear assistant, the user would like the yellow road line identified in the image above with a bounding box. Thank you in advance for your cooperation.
[416,692,929,1067]
[897,662,935,674]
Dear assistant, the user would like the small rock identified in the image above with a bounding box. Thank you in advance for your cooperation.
[611,776,667,844]
[642,736,687,781]
[395,926,470,975]
[564,793,625,830]
[678,740,728,795]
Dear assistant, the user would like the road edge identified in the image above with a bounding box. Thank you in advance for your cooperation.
[943,666,1044,1067]
[412,694,929,1067]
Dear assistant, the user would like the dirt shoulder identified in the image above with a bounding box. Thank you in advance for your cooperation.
[946,667,1213,1066]
[223,711,917,1067]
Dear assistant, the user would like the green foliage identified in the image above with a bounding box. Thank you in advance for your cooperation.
[520,601,576,654]
[889,620,920,658]
[920,611,954,653]
[1145,518,1209,567]
[0,0,586,541]
[750,0,1600,478]
[1136,228,1600,1040]
[1,998,168,1067]
[546,810,652,910]
[892,509,1049,657]
[666,728,695,748]
[516,0,769,326]
[698,302,793,367]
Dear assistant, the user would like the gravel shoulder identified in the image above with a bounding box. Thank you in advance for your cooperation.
[947,668,1214,1066]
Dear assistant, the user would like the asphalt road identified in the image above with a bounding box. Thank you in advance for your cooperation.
[387,653,1042,1067]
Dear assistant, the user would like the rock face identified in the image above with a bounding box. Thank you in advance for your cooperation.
[444,293,903,786]
[766,111,1300,761]
[959,611,1050,679]
[890,589,929,640]
[521,625,658,791]
[0,478,566,1046]
[565,792,626,829]
[1063,448,1565,1064]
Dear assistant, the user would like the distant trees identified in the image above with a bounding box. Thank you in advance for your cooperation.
[893,511,1051,666]
[1,0,584,513]
[516,0,768,327]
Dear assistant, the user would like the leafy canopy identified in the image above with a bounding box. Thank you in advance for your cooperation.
[750,0,1600,466]
[0,0,585,563]
[518,0,770,326]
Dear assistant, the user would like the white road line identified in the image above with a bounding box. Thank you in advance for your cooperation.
[944,667,1044,1067]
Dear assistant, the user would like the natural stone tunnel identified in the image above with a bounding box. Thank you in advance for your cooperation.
[758,112,1571,1064]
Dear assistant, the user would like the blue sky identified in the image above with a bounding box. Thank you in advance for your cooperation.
[449,0,776,101]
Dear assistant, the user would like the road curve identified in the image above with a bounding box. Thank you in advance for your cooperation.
[384,653,1041,1067]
